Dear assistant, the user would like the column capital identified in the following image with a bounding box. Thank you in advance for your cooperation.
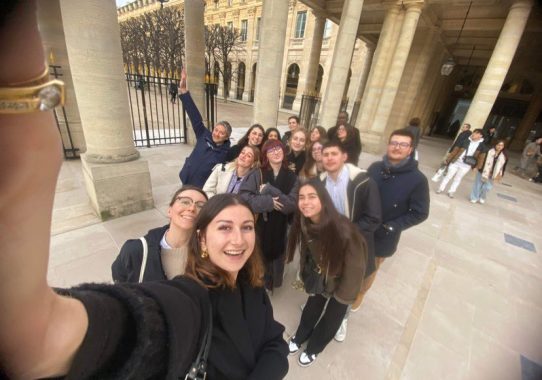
[382,1,402,13]
[310,9,326,21]
[510,0,534,10]
[404,0,425,12]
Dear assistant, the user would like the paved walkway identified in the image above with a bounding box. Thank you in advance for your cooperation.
[48,102,542,380]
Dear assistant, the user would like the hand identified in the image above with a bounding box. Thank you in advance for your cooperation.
[272,197,284,211]
[259,183,266,193]
[179,67,187,94]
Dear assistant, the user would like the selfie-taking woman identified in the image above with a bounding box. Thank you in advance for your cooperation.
[226,123,266,162]
[287,128,308,176]
[286,180,367,367]
[240,140,299,291]
[204,145,260,197]
[112,186,208,283]
[299,141,324,180]
[265,127,281,141]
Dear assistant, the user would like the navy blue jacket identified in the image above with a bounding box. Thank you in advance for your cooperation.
[179,92,230,188]
[367,158,429,258]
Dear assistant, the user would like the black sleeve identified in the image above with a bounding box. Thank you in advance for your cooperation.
[111,239,142,283]
[59,277,206,380]
[226,144,242,162]
[355,178,382,234]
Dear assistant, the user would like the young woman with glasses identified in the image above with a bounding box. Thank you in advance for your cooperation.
[111,186,208,282]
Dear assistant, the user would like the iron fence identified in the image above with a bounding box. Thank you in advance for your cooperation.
[125,70,187,147]
[299,94,321,130]
[49,65,80,159]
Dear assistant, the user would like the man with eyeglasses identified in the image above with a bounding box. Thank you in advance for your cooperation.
[362,128,429,295]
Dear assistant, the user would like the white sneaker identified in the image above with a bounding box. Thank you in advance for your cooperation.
[300,303,305,311]
[479,199,485,204]
[288,338,300,355]
[470,199,478,203]
[334,319,347,342]
[298,351,317,367]
[448,192,455,198]
[435,189,442,194]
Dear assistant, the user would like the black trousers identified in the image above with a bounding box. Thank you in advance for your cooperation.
[292,294,348,355]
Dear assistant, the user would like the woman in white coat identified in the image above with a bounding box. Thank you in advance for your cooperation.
[203,145,260,197]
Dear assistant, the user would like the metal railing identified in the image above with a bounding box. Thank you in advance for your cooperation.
[50,65,80,159]
[299,93,321,130]
[125,70,187,147]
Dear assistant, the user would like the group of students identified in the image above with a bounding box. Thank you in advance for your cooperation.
[0,4,431,378]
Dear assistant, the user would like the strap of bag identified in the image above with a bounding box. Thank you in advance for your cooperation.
[185,303,213,380]
[138,237,148,283]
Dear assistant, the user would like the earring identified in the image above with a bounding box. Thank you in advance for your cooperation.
[201,248,208,259]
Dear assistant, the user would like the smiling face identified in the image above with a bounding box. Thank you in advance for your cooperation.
[212,124,229,144]
[386,135,413,164]
[237,146,256,169]
[311,142,323,162]
[298,184,322,223]
[290,131,306,153]
[288,117,299,131]
[199,204,255,280]
[168,189,208,231]
[248,127,264,146]
[267,130,279,140]
[266,145,284,165]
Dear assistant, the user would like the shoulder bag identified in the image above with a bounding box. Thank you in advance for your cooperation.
[185,303,213,380]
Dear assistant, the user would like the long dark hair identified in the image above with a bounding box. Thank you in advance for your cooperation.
[237,124,266,149]
[286,179,366,277]
[300,141,323,179]
[185,194,264,289]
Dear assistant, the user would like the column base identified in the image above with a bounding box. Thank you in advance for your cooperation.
[82,155,154,220]
[291,96,302,113]
[242,90,253,102]
[360,131,386,154]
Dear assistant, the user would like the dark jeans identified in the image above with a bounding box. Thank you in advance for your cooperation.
[293,294,348,355]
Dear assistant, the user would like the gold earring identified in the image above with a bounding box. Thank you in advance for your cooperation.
[201,248,208,259]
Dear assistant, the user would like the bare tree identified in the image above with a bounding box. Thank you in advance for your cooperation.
[118,7,184,79]
[205,25,245,100]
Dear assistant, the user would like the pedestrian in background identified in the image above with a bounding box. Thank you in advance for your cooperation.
[470,140,508,204]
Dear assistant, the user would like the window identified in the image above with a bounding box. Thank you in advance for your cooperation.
[227,0,233,6]
[294,11,307,38]
[214,1,219,9]
[255,17,261,41]
[227,21,233,30]
[240,19,248,42]
[323,19,332,39]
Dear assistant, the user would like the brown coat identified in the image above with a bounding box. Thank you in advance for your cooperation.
[299,220,366,305]
[445,146,486,170]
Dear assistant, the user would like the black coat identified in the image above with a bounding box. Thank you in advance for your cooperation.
[367,158,430,258]
[319,164,381,276]
[111,225,169,283]
[61,276,289,380]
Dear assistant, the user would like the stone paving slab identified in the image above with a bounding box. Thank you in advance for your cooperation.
[47,101,542,379]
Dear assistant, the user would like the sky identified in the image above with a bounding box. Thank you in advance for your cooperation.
[116,0,133,8]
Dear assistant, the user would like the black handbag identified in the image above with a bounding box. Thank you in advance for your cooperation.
[185,304,213,380]
[463,155,477,166]
[301,249,325,295]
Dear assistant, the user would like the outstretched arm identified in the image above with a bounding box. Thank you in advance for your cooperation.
[0,2,88,377]
[178,68,208,139]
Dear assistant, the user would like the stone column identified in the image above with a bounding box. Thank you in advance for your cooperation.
[510,92,542,150]
[59,0,153,220]
[350,45,374,126]
[292,12,326,111]
[318,0,365,128]
[388,26,438,132]
[242,6,258,102]
[371,2,423,132]
[37,0,85,154]
[357,3,402,133]
[184,0,207,144]
[278,0,297,111]
[463,0,533,129]
[253,1,290,126]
